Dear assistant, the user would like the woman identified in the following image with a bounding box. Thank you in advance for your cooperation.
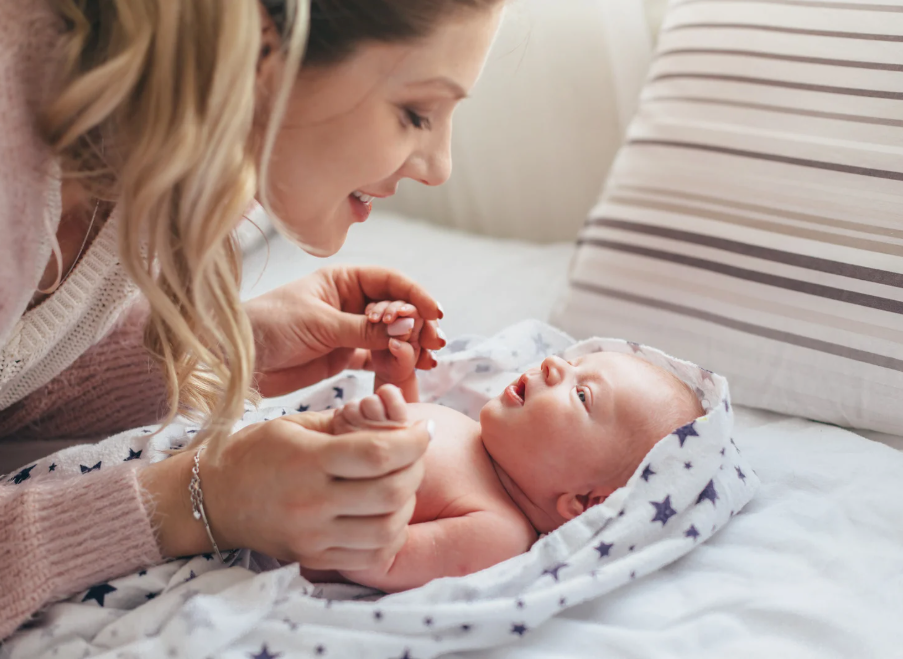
[0,0,504,638]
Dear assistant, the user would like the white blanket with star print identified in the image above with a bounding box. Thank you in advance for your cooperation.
[2,320,757,659]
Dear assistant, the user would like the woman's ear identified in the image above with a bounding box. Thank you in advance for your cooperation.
[555,487,615,521]
[257,4,281,74]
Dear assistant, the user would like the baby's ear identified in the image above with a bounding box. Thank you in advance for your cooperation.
[556,487,615,521]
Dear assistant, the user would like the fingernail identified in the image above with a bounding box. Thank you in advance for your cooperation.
[401,304,415,314]
[388,338,403,350]
[388,317,415,336]
[369,313,380,322]
[426,419,435,442]
[437,302,445,319]
[437,327,447,345]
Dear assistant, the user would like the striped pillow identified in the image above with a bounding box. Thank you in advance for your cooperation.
[552,0,903,435]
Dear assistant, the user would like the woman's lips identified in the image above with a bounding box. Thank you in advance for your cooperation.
[349,193,372,222]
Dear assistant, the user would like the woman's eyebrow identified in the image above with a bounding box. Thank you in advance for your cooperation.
[407,76,469,100]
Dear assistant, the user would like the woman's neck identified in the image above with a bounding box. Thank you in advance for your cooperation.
[28,181,109,310]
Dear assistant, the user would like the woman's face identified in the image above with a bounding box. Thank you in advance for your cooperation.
[259,5,505,255]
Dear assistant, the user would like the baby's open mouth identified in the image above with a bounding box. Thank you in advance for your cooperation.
[505,373,528,406]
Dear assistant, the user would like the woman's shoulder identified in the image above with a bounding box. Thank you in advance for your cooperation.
[0,0,64,350]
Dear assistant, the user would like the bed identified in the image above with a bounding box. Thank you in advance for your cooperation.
[239,213,903,657]
[5,0,902,653]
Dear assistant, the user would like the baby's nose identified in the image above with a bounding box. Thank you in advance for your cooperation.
[541,356,567,384]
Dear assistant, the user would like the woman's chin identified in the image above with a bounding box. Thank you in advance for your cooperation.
[288,225,352,258]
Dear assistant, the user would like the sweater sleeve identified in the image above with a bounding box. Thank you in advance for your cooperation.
[0,462,163,640]
[0,302,169,441]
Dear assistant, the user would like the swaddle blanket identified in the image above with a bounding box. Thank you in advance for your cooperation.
[2,320,758,659]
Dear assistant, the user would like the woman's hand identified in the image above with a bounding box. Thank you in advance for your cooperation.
[244,265,446,398]
[139,412,432,570]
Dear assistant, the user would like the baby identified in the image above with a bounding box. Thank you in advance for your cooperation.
[311,303,704,593]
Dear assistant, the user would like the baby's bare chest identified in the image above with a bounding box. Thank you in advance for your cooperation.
[404,404,512,523]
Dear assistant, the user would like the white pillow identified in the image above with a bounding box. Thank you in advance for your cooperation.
[381,0,652,243]
[552,0,903,435]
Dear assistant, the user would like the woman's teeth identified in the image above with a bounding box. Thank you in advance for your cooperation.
[352,191,375,204]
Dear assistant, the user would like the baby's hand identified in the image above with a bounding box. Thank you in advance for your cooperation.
[365,301,425,398]
[332,384,409,434]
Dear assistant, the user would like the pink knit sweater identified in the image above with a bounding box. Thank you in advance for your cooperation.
[0,0,166,640]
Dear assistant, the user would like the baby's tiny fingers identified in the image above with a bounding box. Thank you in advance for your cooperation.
[360,394,388,423]
[382,300,409,324]
[367,301,391,323]
[376,384,408,423]
[340,401,366,427]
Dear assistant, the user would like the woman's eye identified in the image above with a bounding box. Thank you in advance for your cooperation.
[404,108,431,131]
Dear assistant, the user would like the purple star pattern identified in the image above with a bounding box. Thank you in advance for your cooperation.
[542,563,568,581]
[82,583,116,607]
[641,464,656,482]
[650,495,677,525]
[674,422,699,447]
[594,541,613,558]
[696,480,718,506]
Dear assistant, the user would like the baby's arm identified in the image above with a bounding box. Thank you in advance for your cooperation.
[339,511,535,593]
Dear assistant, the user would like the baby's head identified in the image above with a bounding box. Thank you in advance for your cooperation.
[479,352,704,533]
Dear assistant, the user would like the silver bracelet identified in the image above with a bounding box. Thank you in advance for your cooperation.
[189,446,225,563]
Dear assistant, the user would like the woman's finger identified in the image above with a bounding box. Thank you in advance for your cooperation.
[415,349,438,371]
[318,421,431,479]
[330,456,423,515]
[329,496,417,549]
[331,266,442,321]
[419,320,446,352]
[299,547,400,572]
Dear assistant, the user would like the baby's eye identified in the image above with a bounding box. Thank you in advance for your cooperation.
[577,390,586,402]
[576,386,591,409]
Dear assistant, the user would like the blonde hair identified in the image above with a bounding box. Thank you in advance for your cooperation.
[41,0,310,457]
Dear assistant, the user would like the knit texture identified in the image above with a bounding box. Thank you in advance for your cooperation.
[0,303,169,440]
[0,463,163,640]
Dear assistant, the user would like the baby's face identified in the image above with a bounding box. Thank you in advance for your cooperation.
[480,352,694,532]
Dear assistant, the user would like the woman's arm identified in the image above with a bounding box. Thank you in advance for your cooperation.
[0,303,168,441]
[0,463,162,640]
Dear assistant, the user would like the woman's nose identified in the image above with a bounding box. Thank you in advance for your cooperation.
[541,356,568,385]
[403,129,453,187]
